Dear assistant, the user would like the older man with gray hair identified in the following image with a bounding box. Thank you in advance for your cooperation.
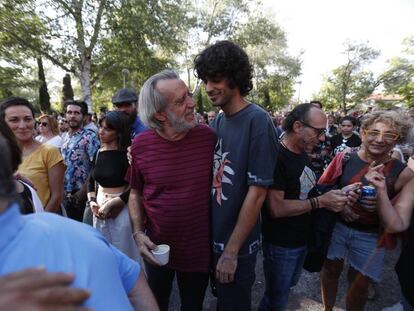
[126,70,217,311]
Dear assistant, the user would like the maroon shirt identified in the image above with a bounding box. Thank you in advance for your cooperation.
[126,125,216,272]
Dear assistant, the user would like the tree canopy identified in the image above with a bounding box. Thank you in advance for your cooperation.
[316,41,380,113]
[1,0,301,112]
[381,37,414,107]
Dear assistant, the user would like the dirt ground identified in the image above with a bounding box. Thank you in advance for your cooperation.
[169,245,402,311]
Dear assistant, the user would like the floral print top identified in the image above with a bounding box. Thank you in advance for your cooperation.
[62,128,100,193]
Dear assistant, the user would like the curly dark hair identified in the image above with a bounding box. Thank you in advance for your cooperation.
[194,40,253,97]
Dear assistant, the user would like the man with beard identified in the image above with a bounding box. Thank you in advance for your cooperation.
[194,40,279,311]
[126,70,216,311]
[61,100,100,221]
[259,104,353,311]
[112,88,147,138]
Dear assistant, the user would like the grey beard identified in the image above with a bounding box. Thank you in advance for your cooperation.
[165,110,196,133]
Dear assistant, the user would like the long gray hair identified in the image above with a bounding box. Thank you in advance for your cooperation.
[138,70,180,131]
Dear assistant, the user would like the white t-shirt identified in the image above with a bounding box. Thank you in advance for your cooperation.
[36,135,64,149]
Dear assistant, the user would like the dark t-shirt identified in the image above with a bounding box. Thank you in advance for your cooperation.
[88,150,129,192]
[330,133,361,155]
[338,153,405,230]
[262,145,316,248]
[211,104,278,256]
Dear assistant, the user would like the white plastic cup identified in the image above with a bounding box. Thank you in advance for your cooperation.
[151,244,170,265]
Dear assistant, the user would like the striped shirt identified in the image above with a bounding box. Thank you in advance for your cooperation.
[127,125,216,272]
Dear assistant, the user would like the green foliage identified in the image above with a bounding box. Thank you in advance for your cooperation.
[0,0,45,98]
[381,37,414,107]
[193,87,214,113]
[316,41,380,113]
[37,57,51,112]
[185,0,301,111]
[92,0,191,95]
[62,74,74,101]
[1,0,300,111]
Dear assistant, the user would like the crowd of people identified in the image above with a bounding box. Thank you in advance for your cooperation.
[1,40,414,311]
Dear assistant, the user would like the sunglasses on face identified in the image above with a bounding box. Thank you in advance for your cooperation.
[40,122,48,126]
[301,121,326,138]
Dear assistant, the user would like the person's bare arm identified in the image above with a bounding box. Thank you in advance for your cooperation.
[267,188,349,218]
[394,166,414,193]
[215,185,266,283]
[127,271,159,311]
[0,268,90,311]
[44,162,65,213]
[128,189,158,265]
[368,172,414,233]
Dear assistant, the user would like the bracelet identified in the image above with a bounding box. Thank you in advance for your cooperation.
[132,230,146,239]
[88,198,96,204]
[315,197,320,209]
[309,198,316,211]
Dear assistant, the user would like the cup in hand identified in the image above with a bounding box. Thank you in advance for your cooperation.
[151,244,170,265]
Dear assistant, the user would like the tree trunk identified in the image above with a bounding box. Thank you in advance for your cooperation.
[79,56,92,113]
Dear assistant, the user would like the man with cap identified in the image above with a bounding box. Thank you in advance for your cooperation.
[112,88,147,138]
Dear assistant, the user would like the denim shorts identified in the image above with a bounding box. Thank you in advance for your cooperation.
[326,222,385,282]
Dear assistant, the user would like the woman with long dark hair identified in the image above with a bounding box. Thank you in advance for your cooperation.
[87,111,139,260]
[0,118,43,214]
[0,96,64,213]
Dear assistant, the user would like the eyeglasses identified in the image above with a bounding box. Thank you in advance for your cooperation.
[40,122,48,126]
[301,121,326,138]
[364,130,399,142]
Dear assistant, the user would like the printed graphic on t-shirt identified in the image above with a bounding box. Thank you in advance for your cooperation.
[212,139,235,205]
[299,166,316,200]
[334,139,349,155]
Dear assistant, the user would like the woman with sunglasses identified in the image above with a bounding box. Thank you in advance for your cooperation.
[35,114,64,148]
[0,97,65,213]
[321,110,414,311]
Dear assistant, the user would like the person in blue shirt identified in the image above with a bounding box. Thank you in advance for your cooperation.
[0,136,159,311]
[112,88,147,138]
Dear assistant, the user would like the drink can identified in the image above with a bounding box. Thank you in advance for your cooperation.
[360,185,376,199]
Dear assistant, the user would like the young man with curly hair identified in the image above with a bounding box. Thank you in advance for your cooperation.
[194,41,279,310]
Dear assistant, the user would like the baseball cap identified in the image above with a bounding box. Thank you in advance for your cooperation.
[112,88,138,105]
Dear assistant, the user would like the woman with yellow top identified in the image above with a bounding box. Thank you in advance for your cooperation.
[0,96,64,213]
